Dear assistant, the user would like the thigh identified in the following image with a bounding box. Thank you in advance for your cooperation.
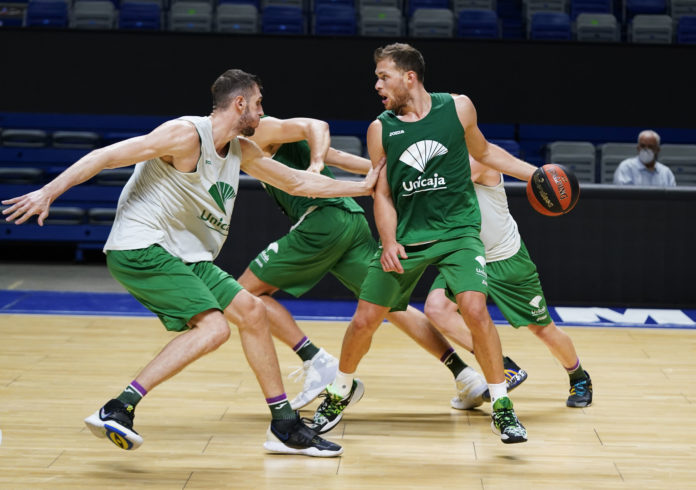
[107,245,225,332]
[436,236,488,297]
[247,207,356,297]
[487,242,551,328]
[330,215,378,298]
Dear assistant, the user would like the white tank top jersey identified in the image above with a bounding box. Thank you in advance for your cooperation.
[474,173,521,263]
[104,116,242,263]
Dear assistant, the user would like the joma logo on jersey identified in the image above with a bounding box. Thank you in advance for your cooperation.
[389,130,405,137]
[198,210,230,235]
[402,173,447,195]
[208,181,236,213]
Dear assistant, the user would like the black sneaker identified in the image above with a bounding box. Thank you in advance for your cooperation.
[312,378,365,434]
[490,396,528,444]
[567,371,593,407]
[482,356,529,402]
[264,413,343,457]
[84,399,143,450]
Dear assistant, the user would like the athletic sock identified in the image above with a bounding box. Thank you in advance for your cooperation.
[293,336,320,362]
[267,394,296,420]
[488,381,508,405]
[441,347,469,378]
[116,380,147,407]
[329,370,354,398]
[566,359,587,384]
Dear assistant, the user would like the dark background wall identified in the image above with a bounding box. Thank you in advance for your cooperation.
[2,29,696,128]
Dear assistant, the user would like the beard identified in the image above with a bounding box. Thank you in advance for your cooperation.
[238,108,257,136]
[387,86,411,115]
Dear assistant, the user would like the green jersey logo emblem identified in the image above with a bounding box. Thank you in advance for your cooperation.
[205,159,212,165]
[208,181,237,213]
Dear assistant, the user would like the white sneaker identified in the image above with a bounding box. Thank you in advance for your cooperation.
[288,348,338,410]
[450,367,488,410]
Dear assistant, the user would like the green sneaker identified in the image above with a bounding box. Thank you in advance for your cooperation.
[491,396,527,444]
[312,379,365,434]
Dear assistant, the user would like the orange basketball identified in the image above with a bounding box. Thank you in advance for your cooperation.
[526,164,580,216]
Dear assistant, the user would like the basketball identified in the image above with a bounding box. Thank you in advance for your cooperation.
[526,164,580,216]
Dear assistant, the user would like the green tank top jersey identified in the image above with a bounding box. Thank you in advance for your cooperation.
[262,140,364,224]
[379,92,481,245]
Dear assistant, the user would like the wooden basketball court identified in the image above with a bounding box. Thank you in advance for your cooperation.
[1,313,694,488]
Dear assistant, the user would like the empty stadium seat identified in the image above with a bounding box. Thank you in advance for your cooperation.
[168,1,213,31]
[569,0,611,19]
[215,2,258,32]
[524,0,567,22]
[88,207,117,225]
[314,4,357,35]
[489,138,521,157]
[119,1,162,30]
[409,7,454,36]
[70,0,115,29]
[25,0,68,27]
[630,14,673,43]
[52,131,100,149]
[671,0,696,23]
[1,129,48,147]
[261,5,305,34]
[93,167,134,186]
[331,135,363,156]
[457,8,499,37]
[625,0,666,20]
[575,12,619,41]
[452,0,496,14]
[358,0,401,9]
[359,6,404,35]
[528,11,572,39]
[546,141,596,183]
[676,15,696,42]
[407,0,448,15]
[43,207,86,225]
[599,142,635,183]
[0,167,44,184]
[659,144,696,185]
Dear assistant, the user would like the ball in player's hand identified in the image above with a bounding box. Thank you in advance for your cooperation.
[526,163,580,216]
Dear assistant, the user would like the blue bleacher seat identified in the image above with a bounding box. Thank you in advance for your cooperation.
[677,15,696,43]
[25,0,68,27]
[625,0,666,20]
[497,0,524,38]
[569,0,612,19]
[119,1,162,30]
[528,11,571,39]
[456,8,500,37]
[489,138,521,157]
[219,0,260,8]
[314,4,357,35]
[261,5,305,33]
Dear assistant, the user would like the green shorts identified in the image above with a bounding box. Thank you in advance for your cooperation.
[430,240,551,328]
[248,206,376,298]
[359,235,488,312]
[107,244,243,332]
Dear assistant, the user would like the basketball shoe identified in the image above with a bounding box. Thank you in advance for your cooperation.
[450,366,488,410]
[490,396,527,444]
[264,413,343,457]
[84,399,144,450]
[288,348,338,410]
[482,356,528,402]
[566,371,593,407]
[312,379,365,434]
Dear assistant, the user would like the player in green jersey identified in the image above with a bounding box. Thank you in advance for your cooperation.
[313,43,538,444]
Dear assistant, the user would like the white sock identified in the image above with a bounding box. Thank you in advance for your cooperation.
[488,381,508,404]
[330,370,354,398]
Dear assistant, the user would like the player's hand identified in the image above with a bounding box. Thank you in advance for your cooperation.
[307,161,325,174]
[2,188,53,226]
[363,156,386,195]
[380,241,407,274]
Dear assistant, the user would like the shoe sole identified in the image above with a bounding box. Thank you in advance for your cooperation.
[263,440,344,457]
[450,378,488,410]
[84,412,143,450]
[566,399,592,408]
[490,421,528,444]
[317,378,365,434]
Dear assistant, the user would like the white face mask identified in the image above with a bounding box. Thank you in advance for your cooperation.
[638,148,655,165]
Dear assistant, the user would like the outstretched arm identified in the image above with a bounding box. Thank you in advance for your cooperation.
[324,148,372,175]
[1,120,197,225]
[240,138,381,198]
[249,116,330,172]
[453,94,536,182]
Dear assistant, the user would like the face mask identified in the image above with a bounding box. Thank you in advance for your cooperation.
[638,148,655,165]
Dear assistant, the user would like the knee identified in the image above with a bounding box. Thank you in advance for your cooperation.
[233,293,268,332]
[193,313,231,351]
[424,292,451,323]
[457,296,489,329]
[350,312,383,337]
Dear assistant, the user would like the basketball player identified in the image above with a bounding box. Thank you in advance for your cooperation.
[312,43,538,444]
[424,157,592,408]
[1,69,381,457]
[237,115,498,415]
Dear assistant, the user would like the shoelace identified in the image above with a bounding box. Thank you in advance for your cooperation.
[493,409,518,429]
[288,360,311,384]
[316,391,345,416]
[570,379,589,396]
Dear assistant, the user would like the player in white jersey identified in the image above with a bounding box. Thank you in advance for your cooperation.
[424,158,593,408]
[2,69,381,457]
